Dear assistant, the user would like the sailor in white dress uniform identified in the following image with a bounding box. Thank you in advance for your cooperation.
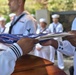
[57,41,76,75]
[0,17,6,34]
[0,0,37,75]
[47,14,64,69]
[34,18,50,60]
[40,33,76,75]
[71,18,76,30]
[0,38,37,75]
[69,17,76,75]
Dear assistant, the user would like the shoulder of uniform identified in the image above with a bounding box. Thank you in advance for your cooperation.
[49,23,53,26]
[25,14,34,21]
[58,23,62,26]
[20,14,34,23]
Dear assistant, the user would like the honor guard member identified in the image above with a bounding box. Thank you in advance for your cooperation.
[8,0,36,35]
[0,17,6,34]
[34,18,50,60]
[71,18,76,30]
[40,31,76,75]
[0,38,38,75]
[47,14,64,69]
[69,18,76,75]
[4,13,16,33]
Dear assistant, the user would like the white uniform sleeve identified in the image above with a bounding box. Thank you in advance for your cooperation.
[56,38,76,75]
[57,24,63,32]
[57,40,75,56]
[46,24,53,33]
[24,19,36,35]
[0,43,23,75]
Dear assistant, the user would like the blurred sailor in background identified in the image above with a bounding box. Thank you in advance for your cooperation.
[4,13,16,33]
[34,18,50,60]
[47,14,64,69]
[71,18,76,30]
[0,17,6,34]
[36,18,47,34]
[0,16,10,50]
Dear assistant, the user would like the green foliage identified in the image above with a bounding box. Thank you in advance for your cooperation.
[47,0,74,11]
[0,0,9,15]
[25,0,76,12]
[0,0,76,16]
[25,0,44,14]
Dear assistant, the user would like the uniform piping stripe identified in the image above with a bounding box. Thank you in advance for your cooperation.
[13,45,21,56]
[10,45,21,58]
[12,45,21,58]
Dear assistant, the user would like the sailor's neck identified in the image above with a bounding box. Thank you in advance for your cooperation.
[15,9,24,16]
[53,22,59,24]
[41,27,46,30]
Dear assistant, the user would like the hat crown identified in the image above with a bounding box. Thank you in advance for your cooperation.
[9,13,16,17]
[39,18,46,23]
[52,14,60,18]
[0,17,6,21]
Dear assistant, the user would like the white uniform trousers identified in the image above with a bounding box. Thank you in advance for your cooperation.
[50,37,64,69]
[50,46,64,69]
[34,46,50,60]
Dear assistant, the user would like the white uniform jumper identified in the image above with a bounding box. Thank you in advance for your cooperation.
[0,12,36,75]
[47,22,64,69]
[9,12,36,35]
[34,27,50,60]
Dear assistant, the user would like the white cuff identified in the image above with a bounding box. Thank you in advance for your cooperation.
[13,43,23,56]
[9,43,23,60]
[57,41,63,51]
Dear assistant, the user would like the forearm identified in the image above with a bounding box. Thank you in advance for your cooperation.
[42,39,75,56]
[0,43,23,75]
[48,40,58,49]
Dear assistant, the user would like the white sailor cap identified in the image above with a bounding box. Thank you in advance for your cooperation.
[52,14,60,18]
[0,17,6,21]
[9,13,16,17]
[39,18,47,23]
